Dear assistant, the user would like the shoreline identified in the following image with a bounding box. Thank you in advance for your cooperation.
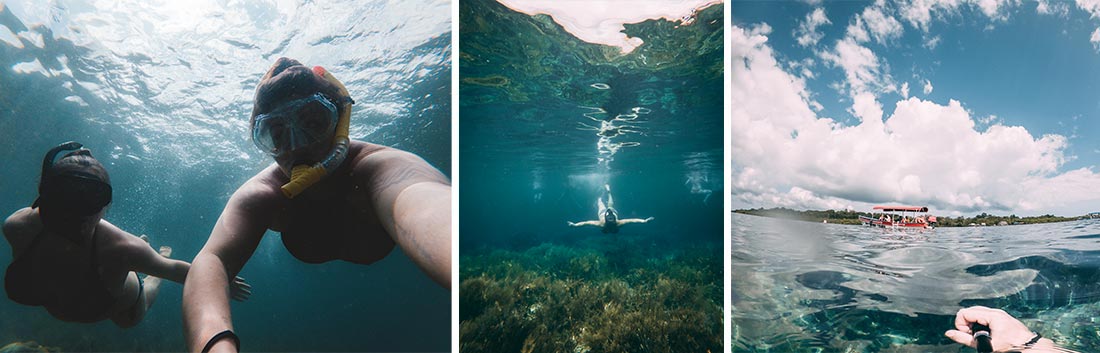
[732,208,1088,227]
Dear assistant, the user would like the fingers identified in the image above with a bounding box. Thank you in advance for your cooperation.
[230,276,253,301]
[231,285,253,301]
[955,306,995,332]
[945,330,976,348]
[231,290,251,301]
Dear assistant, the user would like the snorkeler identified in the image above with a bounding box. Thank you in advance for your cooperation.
[182,58,451,353]
[568,185,653,233]
[945,306,1072,353]
[3,142,251,328]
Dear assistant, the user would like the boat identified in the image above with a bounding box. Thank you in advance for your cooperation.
[859,206,935,229]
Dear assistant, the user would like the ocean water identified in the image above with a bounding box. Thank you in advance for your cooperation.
[458,1,724,352]
[732,212,1100,352]
[0,1,450,352]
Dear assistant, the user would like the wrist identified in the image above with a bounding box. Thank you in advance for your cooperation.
[200,330,239,353]
[1017,333,1054,353]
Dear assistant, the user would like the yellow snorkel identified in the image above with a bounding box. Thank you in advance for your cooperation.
[280,66,352,199]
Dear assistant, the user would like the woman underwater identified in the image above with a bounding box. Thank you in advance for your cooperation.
[3,142,250,327]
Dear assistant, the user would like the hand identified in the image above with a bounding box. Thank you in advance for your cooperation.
[645,217,654,222]
[229,276,252,302]
[945,306,1037,352]
[567,221,576,226]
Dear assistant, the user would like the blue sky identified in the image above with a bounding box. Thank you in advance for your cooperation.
[732,0,1100,216]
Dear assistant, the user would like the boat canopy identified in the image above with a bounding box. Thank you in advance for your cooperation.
[873,205,929,212]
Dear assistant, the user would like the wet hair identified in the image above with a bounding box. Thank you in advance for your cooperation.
[250,57,348,127]
[47,150,110,185]
[36,149,111,238]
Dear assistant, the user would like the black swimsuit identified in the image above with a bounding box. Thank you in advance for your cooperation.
[4,228,118,323]
[602,221,620,234]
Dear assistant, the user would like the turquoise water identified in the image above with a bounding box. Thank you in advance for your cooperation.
[0,1,449,351]
[459,0,724,352]
[732,213,1100,352]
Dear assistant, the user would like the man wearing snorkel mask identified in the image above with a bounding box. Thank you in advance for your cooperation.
[568,184,653,233]
[3,142,251,327]
[182,58,451,353]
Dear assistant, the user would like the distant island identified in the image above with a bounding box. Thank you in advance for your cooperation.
[733,207,1092,227]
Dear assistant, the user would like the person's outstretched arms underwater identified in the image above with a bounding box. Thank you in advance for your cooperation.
[945,306,1071,353]
[616,217,654,225]
[568,220,603,227]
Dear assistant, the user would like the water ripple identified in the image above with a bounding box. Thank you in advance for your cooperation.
[733,213,1100,352]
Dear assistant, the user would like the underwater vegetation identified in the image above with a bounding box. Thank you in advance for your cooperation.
[0,341,59,353]
[460,238,722,353]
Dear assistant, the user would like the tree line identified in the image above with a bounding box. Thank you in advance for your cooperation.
[733,207,1082,227]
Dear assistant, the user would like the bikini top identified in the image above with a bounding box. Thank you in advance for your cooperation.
[4,224,116,322]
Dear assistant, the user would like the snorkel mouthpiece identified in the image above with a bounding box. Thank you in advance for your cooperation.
[280,66,352,199]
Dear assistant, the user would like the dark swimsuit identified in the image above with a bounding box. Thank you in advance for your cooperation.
[4,228,137,323]
[602,221,620,234]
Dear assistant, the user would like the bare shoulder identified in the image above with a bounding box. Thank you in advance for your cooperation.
[95,220,151,259]
[348,141,449,188]
[3,207,36,234]
[235,164,290,208]
[3,208,41,252]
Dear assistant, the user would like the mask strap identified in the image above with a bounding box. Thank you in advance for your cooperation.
[41,141,84,177]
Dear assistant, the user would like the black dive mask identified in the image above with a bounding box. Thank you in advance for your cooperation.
[34,142,112,216]
[604,209,618,223]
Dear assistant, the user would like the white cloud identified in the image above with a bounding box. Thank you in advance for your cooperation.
[731,24,1100,214]
[901,82,910,98]
[1077,0,1100,18]
[923,79,934,94]
[897,0,964,32]
[897,0,1020,31]
[847,17,871,43]
[975,0,1017,21]
[794,8,832,47]
[1091,27,1100,51]
[821,38,896,95]
[1036,0,1070,17]
[851,91,884,122]
[923,35,942,49]
[861,4,905,44]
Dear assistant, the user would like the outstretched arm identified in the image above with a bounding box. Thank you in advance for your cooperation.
[569,220,602,227]
[618,217,654,225]
[115,226,252,301]
[102,221,190,284]
[357,149,451,289]
[183,179,275,353]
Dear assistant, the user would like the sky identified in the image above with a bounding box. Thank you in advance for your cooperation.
[732,0,1100,217]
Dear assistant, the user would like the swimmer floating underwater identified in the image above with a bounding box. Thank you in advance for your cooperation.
[3,142,251,328]
[569,185,653,233]
[183,58,451,353]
